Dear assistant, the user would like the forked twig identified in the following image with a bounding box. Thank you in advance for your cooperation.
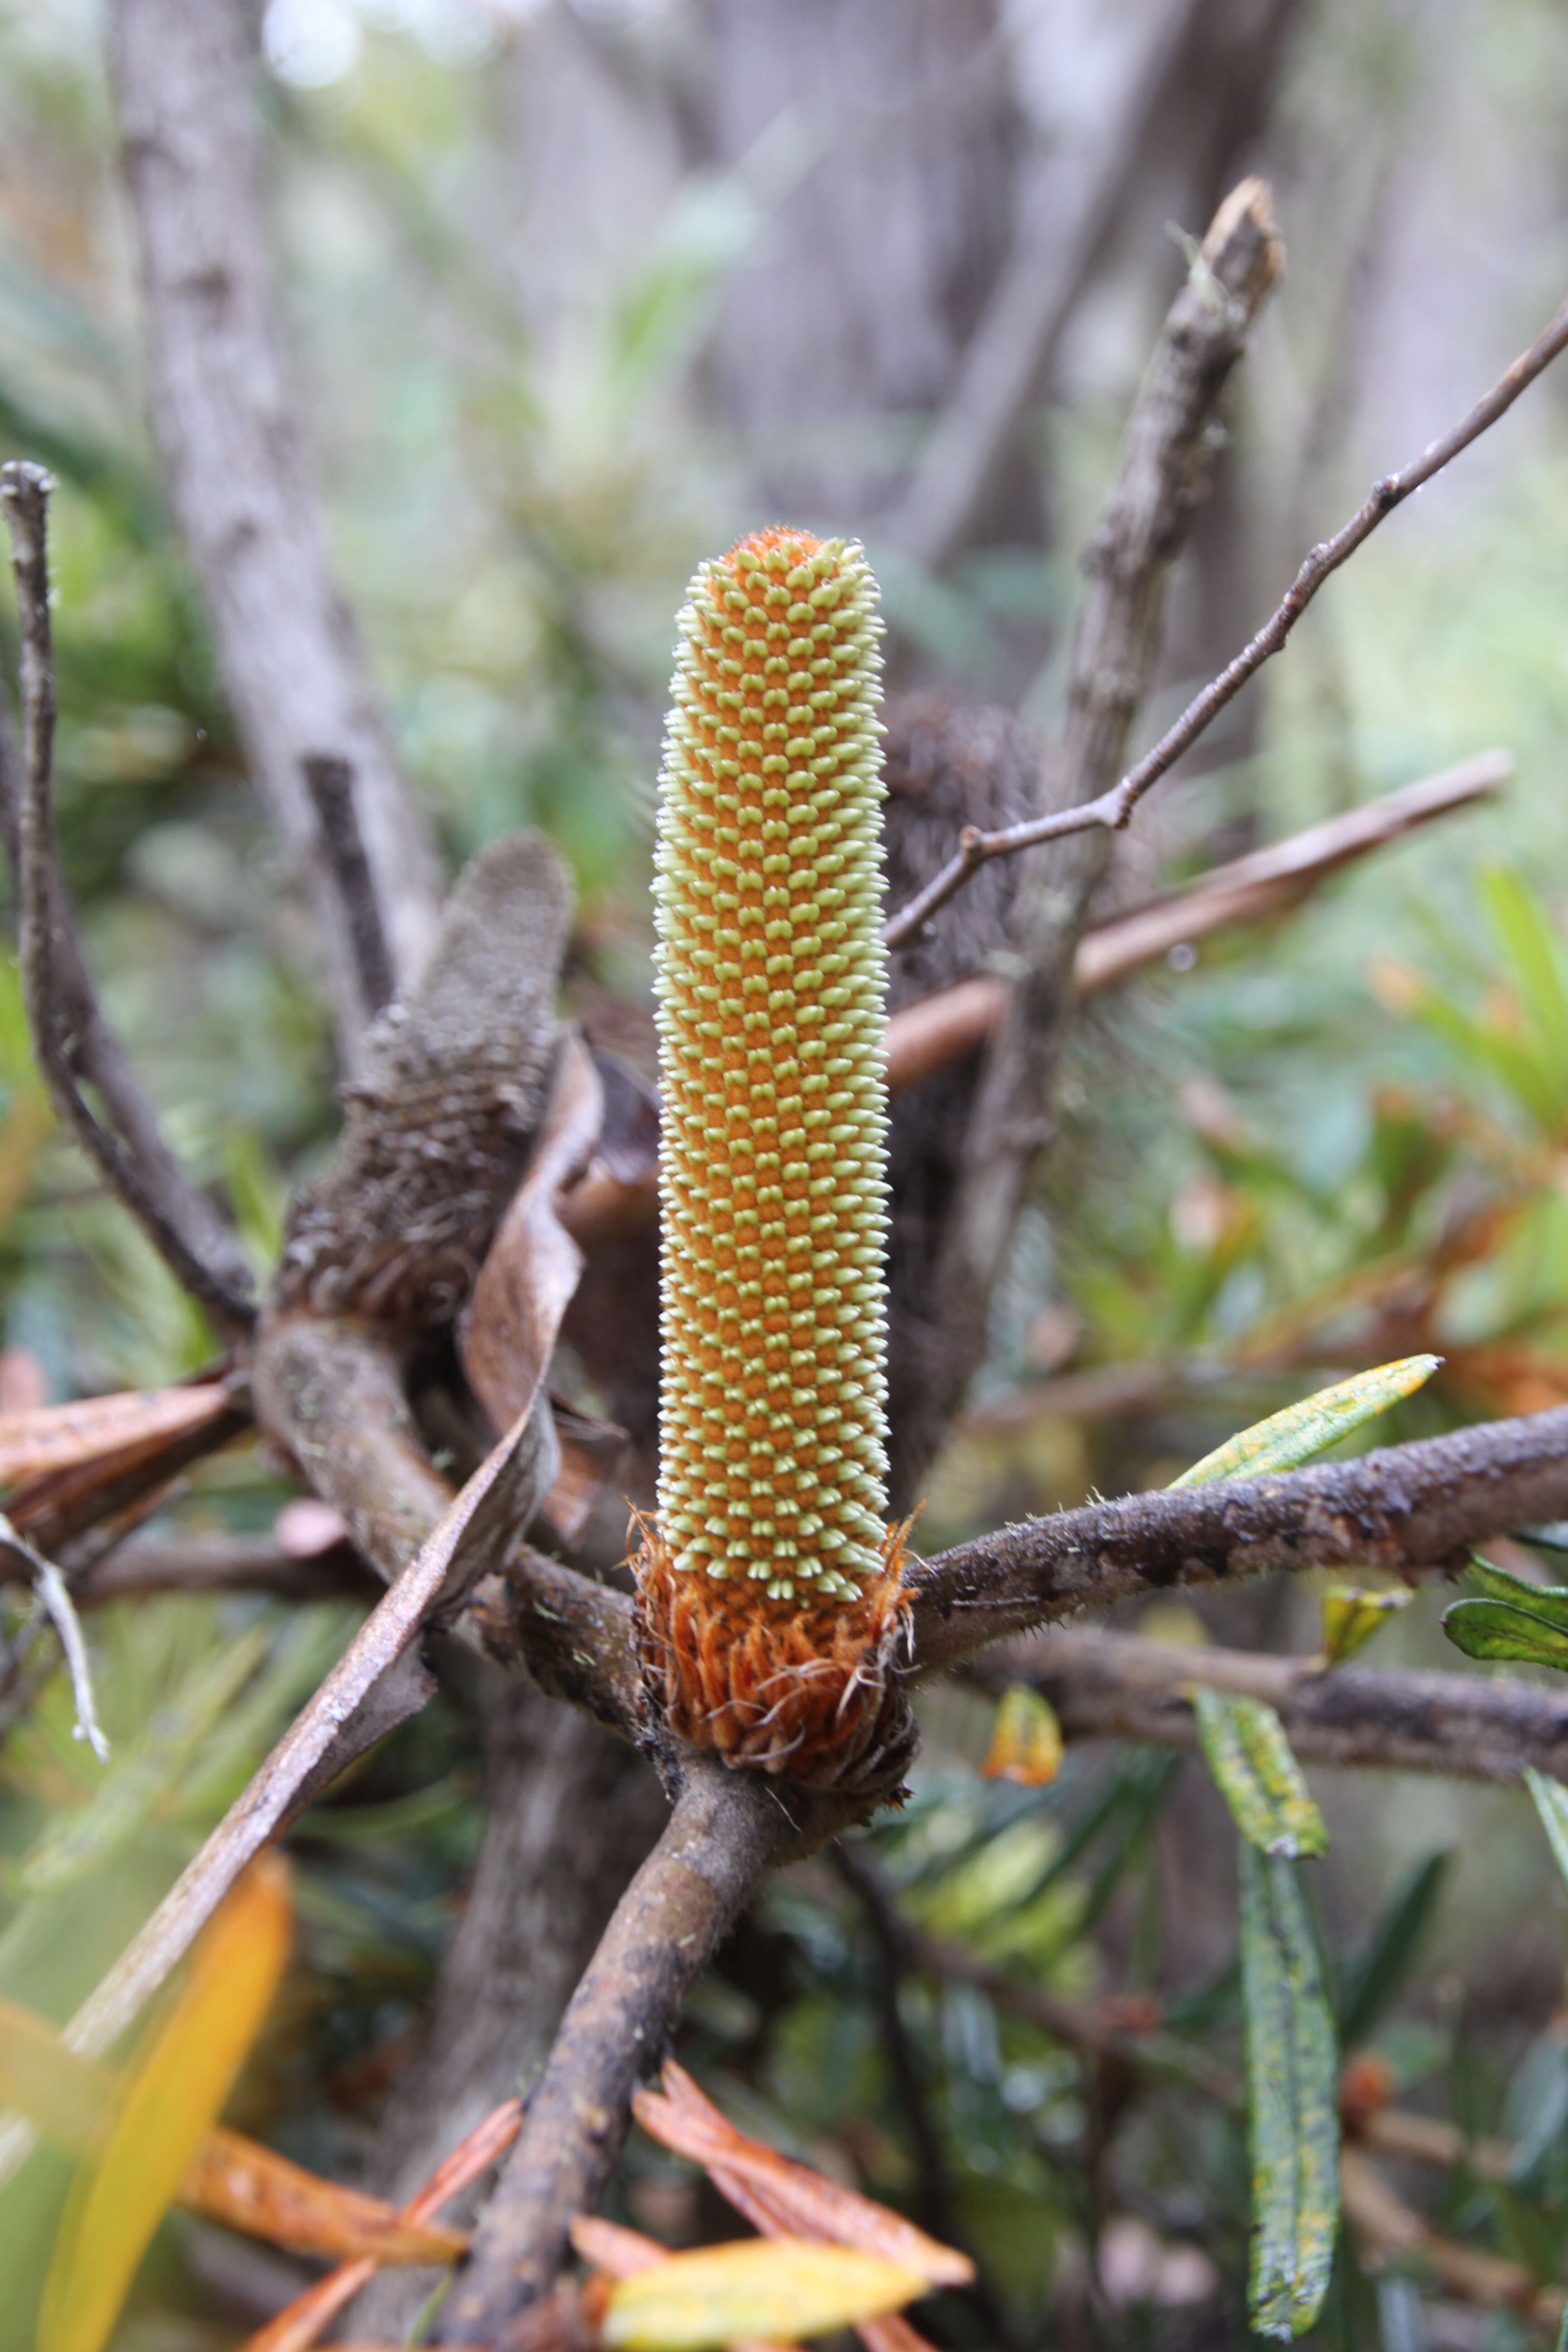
[883,287,1568,950]
[882,749,1508,1091]
[0,461,255,1332]
[0,1510,109,1762]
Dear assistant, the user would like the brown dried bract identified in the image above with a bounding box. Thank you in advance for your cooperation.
[634,1520,916,1792]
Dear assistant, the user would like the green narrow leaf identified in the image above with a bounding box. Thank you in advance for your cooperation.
[1524,1769,1568,1894]
[1441,1601,1568,1671]
[1480,867,1568,1080]
[1192,1690,1328,1859]
[1170,1356,1441,1489]
[1463,1554,1568,1630]
[1240,1844,1340,2339]
[1337,1851,1450,2049]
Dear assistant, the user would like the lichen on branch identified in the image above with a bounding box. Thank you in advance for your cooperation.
[637,527,912,1788]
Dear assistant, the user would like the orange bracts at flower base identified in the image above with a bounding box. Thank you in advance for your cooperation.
[634,526,916,1788]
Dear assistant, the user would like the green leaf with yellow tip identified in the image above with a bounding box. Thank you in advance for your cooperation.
[602,2238,927,2351]
[1191,1689,1327,1859]
[1319,1584,1412,1667]
[1169,1355,1441,1489]
[981,1683,1064,1786]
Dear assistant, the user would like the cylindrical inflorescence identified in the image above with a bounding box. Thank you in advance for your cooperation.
[637,526,913,1787]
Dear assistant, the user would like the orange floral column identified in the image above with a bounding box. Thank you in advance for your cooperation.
[635,527,913,1790]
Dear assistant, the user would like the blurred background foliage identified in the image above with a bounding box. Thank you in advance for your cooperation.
[3,0,1568,2344]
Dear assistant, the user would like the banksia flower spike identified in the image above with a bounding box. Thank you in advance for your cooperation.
[636,527,915,1791]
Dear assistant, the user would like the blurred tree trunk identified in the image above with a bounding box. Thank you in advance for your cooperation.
[696,0,1027,531]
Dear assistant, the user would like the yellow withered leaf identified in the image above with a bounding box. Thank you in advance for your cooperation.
[0,1989,461,2265]
[39,1853,293,2352]
[603,2239,927,2352]
[1319,1583,1412,1667]
[981,1684,1064,1787]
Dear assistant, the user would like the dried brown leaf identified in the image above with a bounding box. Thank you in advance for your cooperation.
[185,2128,466,2264]
[634,2066,973,2290]
[0,1383,231,1488]
[461,1034,601,1436]
[238,2100,520,2352]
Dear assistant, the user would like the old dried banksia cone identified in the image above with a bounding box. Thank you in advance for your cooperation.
[635,527,915,1790]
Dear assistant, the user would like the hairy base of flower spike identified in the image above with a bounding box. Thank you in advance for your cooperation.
[636,524,914,1788]
[636,1518,916,1790]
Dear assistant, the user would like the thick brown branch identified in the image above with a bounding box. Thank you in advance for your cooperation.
[469,1553,647,1742]
[975,1627,1568,1784]
[252,1314,454,1584]
[884,282,1568,951]
[0,462,255,1333]
[439,1762,811,2338]
[108,0,443,1066]
[906,1406,1568,1670]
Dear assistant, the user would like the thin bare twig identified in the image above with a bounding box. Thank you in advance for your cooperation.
[882,750,1508,1091]
[301,755,396,1022]
[0,1510,111,1763]
[0,702,255,1308]
[0,462,255,1332]
[906,1404,1568,1671]
[554,747,1506,1251]
[905,181,1283,1493]
[883,289,1568,951]
[77,1531,371,1605]
[32,1561,109,1763]
[974,1627,1568,1785]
